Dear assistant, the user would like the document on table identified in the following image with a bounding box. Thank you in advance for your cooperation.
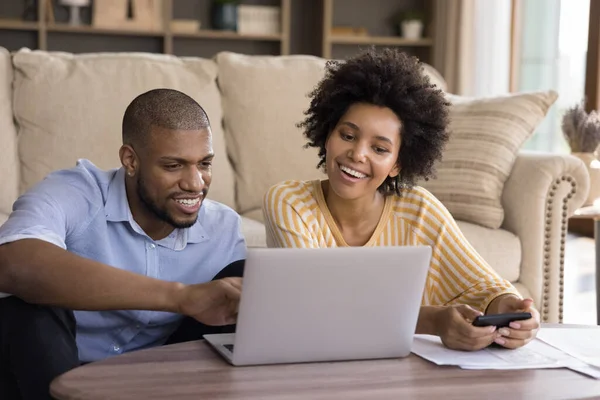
[537,328,600,368]
[411,329,600,379]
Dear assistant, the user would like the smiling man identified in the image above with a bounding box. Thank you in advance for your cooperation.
[0,89,246,399]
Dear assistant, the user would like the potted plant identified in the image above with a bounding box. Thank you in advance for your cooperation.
[211,0,239,31]
[562,102,600,205]
[396,10,425,40]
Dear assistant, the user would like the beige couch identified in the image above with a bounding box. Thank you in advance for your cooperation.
[0,47,589,323]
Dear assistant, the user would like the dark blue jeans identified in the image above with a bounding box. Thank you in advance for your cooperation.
[0,259,244,400]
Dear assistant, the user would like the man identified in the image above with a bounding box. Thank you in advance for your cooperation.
[0,89,246,399]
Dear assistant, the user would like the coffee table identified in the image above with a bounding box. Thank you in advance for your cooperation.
[569,206,600,324]
[50,324,600,399]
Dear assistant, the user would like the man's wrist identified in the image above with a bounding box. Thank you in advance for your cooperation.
[162,281,187,314]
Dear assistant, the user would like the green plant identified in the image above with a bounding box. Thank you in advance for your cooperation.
[562,102,600,153]
[396,9,425,22]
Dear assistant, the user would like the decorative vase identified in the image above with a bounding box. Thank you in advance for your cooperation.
[400,20,423,40]
[211,3,238,31]
[572,152,600,206]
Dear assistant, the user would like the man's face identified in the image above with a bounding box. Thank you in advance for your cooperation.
[130,126,214,230]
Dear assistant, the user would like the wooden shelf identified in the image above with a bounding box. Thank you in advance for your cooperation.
[329,35,433,46]
[173,30,283,41]
[47,24,165,37]
[321,0,436,60]
[0,0,292,55]
[0,19,39,31]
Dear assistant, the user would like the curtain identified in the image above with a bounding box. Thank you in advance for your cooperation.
[433,0,476,95]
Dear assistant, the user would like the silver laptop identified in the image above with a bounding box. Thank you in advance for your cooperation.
[204,245,432,366]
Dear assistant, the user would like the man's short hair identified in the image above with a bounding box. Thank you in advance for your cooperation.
[122,88,210,147]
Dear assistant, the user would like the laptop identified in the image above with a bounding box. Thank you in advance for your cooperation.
[204,245,432,366]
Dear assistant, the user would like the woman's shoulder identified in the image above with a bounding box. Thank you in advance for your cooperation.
[391,185,449,216]
[264,180,319,205]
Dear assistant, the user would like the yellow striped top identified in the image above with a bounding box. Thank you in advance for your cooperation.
[262,180,520,313]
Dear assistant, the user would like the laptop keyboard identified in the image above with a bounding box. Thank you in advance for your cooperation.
[224,344,235,352]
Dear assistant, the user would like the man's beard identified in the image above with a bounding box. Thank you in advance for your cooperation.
[137,175,199,229]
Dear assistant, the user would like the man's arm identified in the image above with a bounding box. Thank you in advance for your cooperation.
[0,239,182,312]
[0,239,241,325]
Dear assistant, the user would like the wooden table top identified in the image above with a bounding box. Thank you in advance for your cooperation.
[51,325,600,400]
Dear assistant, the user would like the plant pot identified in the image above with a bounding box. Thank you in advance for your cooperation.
[400,20,423,40]
[211,3,237,31]
[572,152,600,206]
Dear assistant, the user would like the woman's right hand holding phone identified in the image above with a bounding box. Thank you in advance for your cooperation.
[434,305,500,351]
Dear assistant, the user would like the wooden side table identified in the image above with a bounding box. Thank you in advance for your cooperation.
[569,206,600,324]
[50,324,600,400]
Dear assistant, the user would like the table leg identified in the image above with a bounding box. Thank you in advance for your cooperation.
[596,218,600,325]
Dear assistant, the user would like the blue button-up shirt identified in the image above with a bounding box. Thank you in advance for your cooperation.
[0,159,246,362]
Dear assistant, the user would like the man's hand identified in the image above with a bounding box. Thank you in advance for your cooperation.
[175,277,242,326]
[487,295,540,349]
[434,305,499,351]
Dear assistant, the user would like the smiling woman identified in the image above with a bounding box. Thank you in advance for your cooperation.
[262,47,541,352]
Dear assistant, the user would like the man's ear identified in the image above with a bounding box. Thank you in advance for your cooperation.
[119,144,138,177]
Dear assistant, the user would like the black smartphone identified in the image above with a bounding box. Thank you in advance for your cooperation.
[472,312,532,328]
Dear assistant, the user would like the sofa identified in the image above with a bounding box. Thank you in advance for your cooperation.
[0,47,589,323]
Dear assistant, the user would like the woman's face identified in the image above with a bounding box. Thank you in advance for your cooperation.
[325,103,401,201]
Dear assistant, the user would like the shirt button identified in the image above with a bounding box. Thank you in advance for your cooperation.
[113,345,121,352]
[148,243,156,249]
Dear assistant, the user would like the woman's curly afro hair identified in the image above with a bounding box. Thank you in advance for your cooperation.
[298,47,450,196]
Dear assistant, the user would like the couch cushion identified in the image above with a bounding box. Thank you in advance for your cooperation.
[0,48,19,217]
[419,91,558,229]
[240,216,266,248]
[457,221,521,282]
[216,51,328,215]
[12,49,236,208]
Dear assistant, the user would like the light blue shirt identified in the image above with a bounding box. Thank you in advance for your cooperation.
[0,159,246,362]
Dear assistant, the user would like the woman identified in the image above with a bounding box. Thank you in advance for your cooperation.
[262,48,540,351]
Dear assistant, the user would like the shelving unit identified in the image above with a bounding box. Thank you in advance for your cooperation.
[0,0,291,56]
[321,0,436,62]
[329,35,433,47]
[0,0,438,61]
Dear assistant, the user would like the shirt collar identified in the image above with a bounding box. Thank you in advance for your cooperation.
[104,167,209,246]
[105,167,129,223]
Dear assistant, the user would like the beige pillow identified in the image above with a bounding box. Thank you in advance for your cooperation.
[216,51,328,215]
[12,49,236,208]
[419,90,559,229]
[0,48,19,216]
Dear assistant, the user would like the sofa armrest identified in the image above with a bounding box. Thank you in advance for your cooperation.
[501,151,589,323]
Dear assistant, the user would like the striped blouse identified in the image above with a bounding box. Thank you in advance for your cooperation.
[262,180,520,313]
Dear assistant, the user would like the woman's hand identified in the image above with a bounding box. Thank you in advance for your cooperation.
[433,305,500,351]
[487,295,541,349]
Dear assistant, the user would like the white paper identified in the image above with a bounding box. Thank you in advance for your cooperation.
[412,335,565,369]
[411,334,600,378]
[537,328,600,368]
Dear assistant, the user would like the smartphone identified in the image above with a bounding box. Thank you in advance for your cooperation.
[472,312,532,328]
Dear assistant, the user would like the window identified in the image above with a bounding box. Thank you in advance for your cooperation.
[512,0,590,153]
